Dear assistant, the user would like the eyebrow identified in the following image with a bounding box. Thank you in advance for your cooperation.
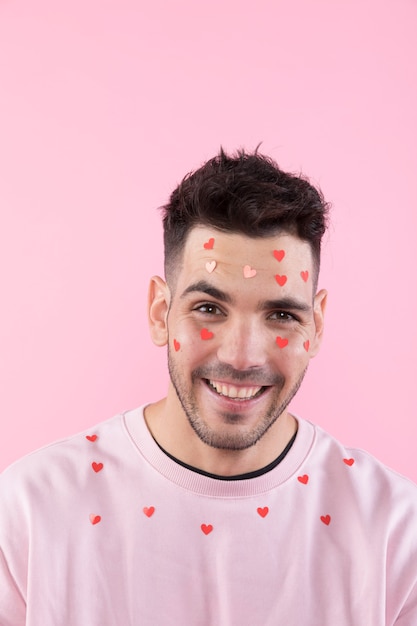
[181,280,233,304]
[181,280,312,312]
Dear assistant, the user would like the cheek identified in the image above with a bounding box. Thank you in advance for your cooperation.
[170,318,216,358]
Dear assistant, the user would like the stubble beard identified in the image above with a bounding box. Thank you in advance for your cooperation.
[168,347,307,451]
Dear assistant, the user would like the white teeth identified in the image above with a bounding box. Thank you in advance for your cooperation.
[209,380,262,400]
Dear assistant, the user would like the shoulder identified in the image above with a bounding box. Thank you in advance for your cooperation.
[305,420,417,519]
[0,413,127,501]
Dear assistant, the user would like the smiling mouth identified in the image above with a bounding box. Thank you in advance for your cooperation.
[206,379,266,401]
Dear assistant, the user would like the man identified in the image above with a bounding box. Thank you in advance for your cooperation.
[1,149,416,625]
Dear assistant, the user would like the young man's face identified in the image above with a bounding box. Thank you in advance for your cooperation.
[151,226,326,451]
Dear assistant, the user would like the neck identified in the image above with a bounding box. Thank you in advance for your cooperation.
[143,391,298,477]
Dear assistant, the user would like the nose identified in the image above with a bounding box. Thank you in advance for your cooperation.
[216,318,268,371]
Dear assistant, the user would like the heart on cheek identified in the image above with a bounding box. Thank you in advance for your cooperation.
[275,274,287,287]
[303,340,310,352]
[275,336,288,349]
[173,339,180,352]
[300,270,309,282]
[203,238,215,250]
[201,328,214,340]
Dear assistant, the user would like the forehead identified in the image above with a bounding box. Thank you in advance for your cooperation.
[181,226,313,274]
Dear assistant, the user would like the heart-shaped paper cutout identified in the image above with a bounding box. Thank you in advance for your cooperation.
[257,507,269,518]
[276,336,288,349]
[86,434,98,442]
[173,339,180,352]
[203,238,215,250]
[201,328,214,340]
[92,462,103,473]
[205,260,216,273]
[300,270,309,282]
[143,506,155,517]
[320,514,331,526]
[297,474,309,484]
[243,265,257,278]
[343,458,354,466]
[201,524,213,535]
[275,274,287,287]
[90,514,101,525]
[273,249,285,262]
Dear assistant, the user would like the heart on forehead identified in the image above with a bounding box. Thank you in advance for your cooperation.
[205,260,216,273]
[275,275,287,287]
[243,265,257,278]
[273,249,285,262]
[203,238,215,250]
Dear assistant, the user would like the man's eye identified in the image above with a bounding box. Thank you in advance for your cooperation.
[269,311,296,322]
[195,303,223,315]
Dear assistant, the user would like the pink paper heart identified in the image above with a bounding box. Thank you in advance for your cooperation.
[243,265,257,278]
[205,260,216,273]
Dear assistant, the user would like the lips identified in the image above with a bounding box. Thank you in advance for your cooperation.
[207,379,265,400]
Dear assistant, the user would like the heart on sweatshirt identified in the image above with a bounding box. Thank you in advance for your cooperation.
[201,524,213,535]
[320,515,331,526]
[297,474,309,484]
[86,434,98,442]
[257,507,269,518]
[90,514,101,525]
[92,462,103,473]
[143,506,155,518]
[343,458,355,466]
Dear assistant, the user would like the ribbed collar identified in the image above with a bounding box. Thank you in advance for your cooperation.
[123,405,316,498]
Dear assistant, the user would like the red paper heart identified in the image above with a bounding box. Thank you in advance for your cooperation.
[173,339,180,352]
[90,514,101,525]
[86,434,98,442]
[303,340,310,352]
[257,507,269,518]
[201,524,213,535]
[297,474,309,484]
[276,336,289,349]
[143,506,155,517]
[203,238,215,250]
[275,274,287,287]
[201,328,214,340]
[300,270,309,282]
[273,249,285,262]
[320,514,331,526]
[343,458,355,466]
[92,462,103,473]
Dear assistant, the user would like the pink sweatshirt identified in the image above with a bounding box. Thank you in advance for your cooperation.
[1,406,416,625]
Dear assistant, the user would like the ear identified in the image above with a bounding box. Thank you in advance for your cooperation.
[309,289,327,357]
[148,276,171,347]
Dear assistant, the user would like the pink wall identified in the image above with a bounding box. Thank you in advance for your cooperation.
[1,0,416,481]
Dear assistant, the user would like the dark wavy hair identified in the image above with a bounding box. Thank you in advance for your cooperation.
[162,148,329,285]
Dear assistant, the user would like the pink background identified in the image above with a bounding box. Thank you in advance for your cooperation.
[0,0,416,481]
